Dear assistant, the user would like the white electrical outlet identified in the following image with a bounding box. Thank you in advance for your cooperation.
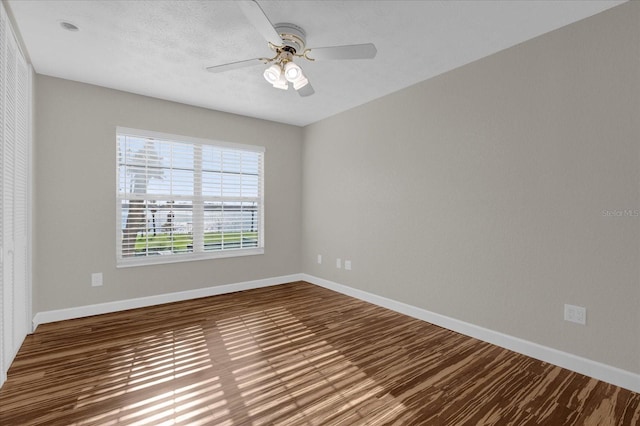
[91,272,103,287]
[345,260,352,270]
[317,254,322,264]
[336,258,341,269]
[564,304,586,325]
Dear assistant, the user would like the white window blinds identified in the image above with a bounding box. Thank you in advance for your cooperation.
[116,128,264,266]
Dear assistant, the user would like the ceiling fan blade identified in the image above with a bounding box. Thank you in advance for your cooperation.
[305,43,377,61]
[237,0,282,47]
[297,83,315,97]
[206,58,265,73]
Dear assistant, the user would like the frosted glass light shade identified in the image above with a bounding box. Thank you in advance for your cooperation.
[273,73,289,90]
[293,76,309,90]
[263,64,282,83]
[284,62,302,82]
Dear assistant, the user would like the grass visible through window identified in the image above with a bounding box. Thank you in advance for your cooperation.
[134,232,259,254]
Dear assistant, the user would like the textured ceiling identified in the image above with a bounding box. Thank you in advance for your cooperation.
[6,0,624,126]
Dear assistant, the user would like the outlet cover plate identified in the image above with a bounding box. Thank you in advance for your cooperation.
[91,272,103,287]
[564,304,586,325]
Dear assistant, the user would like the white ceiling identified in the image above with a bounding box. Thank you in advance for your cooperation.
[6,0,624,127]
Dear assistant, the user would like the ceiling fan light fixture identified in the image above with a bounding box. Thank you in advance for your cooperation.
[284,61,303,82]
[263,64,282,84]
[206,4,377,98]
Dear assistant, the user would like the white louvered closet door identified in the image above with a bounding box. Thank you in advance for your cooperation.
[1,2,31,388]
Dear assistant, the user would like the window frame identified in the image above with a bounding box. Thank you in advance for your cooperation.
[116,127,265,268]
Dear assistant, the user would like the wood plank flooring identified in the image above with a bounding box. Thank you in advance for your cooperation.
[1,281,638,425]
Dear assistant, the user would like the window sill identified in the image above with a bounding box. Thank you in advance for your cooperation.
[116,247,264,268]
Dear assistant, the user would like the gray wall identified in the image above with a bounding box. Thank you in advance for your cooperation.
[34,75,303,313]
[302,2,640,373]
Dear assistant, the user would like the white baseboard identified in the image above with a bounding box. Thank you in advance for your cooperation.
[32,273,304,329]
[31,272,639,394]
[301,274,640,394]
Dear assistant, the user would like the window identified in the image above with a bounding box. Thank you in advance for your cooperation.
[116,127,264,267]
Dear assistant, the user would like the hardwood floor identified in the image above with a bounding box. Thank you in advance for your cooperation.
[1,281,638,425]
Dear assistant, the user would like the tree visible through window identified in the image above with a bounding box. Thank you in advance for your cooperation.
[116,128,264,266]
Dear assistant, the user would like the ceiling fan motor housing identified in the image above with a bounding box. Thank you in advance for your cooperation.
[274,23,306,53]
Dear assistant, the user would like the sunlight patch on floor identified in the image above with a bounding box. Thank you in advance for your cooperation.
[217,307,407,425]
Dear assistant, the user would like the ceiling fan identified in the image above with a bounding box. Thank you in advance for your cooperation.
[206,0,377,97]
